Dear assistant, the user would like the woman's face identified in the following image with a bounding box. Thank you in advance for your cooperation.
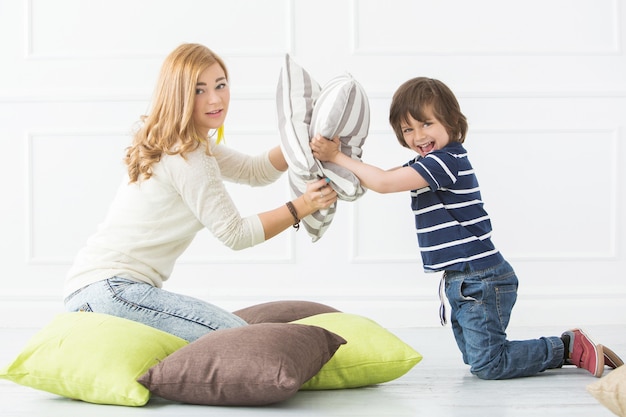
[193,63,230,137]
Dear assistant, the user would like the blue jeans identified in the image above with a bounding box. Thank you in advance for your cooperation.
[64,277,247,342]
[444,261,564,379]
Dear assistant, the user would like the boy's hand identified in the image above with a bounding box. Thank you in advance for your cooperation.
[310,134,341,162]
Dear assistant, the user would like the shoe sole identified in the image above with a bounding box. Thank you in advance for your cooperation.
[601,345,624,369]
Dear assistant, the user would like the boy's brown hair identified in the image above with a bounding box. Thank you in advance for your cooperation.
[389,77,468,148]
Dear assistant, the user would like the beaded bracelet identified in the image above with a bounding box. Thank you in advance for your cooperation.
[285,201,300,230]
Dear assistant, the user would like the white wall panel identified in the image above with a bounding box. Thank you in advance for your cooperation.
[354,0,619,55]
[469,128,618,260]
[27,0,292,58]
[0,0,625,330]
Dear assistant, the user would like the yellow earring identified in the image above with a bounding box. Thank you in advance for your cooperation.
[216,125,224,144]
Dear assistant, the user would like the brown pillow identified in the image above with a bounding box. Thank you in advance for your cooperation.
[137,323,346,406]
[233,300,341,324]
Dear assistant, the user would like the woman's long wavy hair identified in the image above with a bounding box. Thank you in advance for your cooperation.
[125,43,228,183]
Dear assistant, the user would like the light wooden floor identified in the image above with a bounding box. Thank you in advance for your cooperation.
[1,324,624,417]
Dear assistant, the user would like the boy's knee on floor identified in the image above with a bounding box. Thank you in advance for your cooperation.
[470,359,506,380]
[472,367,502,380]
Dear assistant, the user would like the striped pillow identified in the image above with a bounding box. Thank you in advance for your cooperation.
[310,73,369,202]
[276,54,370,241]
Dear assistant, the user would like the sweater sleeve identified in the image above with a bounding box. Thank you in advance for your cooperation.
[160,149,266,250]
[212,143,283,186]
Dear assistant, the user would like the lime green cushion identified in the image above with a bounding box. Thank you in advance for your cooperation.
[0,312,188,406]
[292,312,422,389]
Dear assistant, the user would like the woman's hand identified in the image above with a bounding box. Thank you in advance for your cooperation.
[310,134,341,162]
[302,177,337,211]
[259,177,337,241]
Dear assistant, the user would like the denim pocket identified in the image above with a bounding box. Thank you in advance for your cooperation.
[494,283,517,330]
[106,277,138,295]
[460,278,482,303]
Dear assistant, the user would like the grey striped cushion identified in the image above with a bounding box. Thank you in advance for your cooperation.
[276,55,321,180]
[310,73,369,202]
[276,54,369,241]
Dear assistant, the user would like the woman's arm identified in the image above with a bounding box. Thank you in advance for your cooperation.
[310,135,428,193]
[213,142,335,241]
[213,144,283,186]
[267,145,288,172]
[259,177,335,240]
[168,150,335,249]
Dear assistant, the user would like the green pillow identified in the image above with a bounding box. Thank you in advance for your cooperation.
[0,312,188,406]
[292,312,422,389]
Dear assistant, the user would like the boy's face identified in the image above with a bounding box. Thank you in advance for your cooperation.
[400,107,451,157]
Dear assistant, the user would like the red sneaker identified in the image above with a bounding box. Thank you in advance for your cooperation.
[562,329,604,377]
[601,345,624,369]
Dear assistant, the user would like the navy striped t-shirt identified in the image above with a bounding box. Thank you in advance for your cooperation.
[405,141,504,273]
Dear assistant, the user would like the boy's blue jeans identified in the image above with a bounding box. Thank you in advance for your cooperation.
[444,261,564,379]
[64,277,247,342]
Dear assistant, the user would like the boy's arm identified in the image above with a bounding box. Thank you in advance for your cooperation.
[311,135,429,193]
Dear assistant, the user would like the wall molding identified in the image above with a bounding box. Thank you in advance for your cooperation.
[4,90,626,104]
[2,291,624,329]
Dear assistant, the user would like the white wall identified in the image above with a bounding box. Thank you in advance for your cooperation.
[1,0,625,329]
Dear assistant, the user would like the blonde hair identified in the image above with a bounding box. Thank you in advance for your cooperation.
[125,43,229,183]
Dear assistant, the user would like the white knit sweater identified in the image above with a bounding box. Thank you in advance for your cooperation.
[64,143,283,297]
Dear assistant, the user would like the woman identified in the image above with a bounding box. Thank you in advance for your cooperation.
[64,43,336,342]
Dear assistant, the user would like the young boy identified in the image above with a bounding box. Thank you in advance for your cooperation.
[310,76,623,379]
